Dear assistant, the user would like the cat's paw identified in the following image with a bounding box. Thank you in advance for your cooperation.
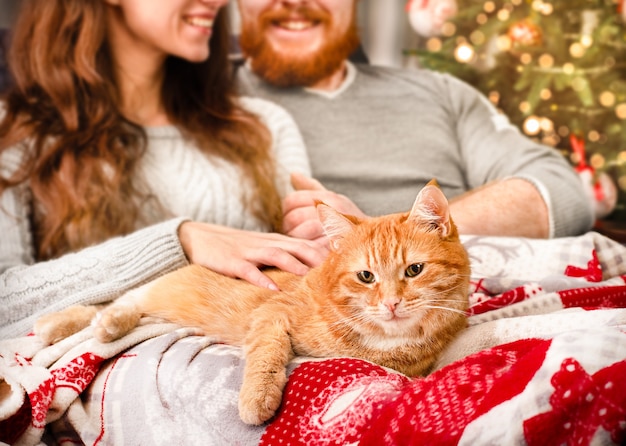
[92,304,141,343]
[238,369,288,425]
[34,305,98,344]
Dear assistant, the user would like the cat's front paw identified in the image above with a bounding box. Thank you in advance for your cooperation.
[92,304,141,343]
[34,305,98,344]
[238,369,288,425]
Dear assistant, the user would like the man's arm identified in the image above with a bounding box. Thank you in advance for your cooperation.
[449,178,549,238]
[443,73,594,237]
[283,174,552,243]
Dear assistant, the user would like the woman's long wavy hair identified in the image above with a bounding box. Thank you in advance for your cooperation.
[0,0,282,261]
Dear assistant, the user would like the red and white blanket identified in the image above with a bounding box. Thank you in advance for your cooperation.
[1,231,625,445]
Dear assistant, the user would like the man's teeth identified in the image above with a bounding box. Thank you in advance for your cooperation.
[186,17,213,28]
[279,21,313,31]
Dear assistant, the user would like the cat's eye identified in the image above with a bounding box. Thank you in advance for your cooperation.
[405,263,424,278]
[357,271,375,284]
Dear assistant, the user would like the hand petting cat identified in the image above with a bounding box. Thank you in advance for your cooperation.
[282,172,368,245]
[178,221,328,291]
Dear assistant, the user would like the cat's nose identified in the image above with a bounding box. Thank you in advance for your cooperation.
[383,298,400,312]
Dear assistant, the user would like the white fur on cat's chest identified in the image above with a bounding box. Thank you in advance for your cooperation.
[360,333,421,351]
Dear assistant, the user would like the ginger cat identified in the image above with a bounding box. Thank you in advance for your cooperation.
[35,180,470,425]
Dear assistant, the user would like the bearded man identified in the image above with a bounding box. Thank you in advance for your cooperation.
[235,0,594,240]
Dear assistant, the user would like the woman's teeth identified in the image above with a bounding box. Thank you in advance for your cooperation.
[185,17,213,28]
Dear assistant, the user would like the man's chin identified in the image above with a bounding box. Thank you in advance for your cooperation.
[266,38,322,59]
[249,59,327,88]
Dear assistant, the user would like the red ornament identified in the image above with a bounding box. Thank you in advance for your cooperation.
[571,135,618,219]
[507,19,543,49]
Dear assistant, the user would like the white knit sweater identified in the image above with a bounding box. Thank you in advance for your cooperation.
[0,97,311,339]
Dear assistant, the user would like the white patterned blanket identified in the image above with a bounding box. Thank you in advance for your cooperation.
[1,231,625,445]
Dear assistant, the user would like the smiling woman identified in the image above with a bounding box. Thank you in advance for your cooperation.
[0,0,324,354]
[0,0,329,441]
[103,0,228,68]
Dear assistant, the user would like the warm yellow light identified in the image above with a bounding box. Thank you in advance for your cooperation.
[538,54,554,68]
[470,30,486,45]
[581,35,593,47]
[484,1,496,13]
[523,116,541,135]
[590,153,605,169]
[570,43,586,58]
[489,91,501,105]
[497,35,512,51]
[426,38,443,52]
[520,53,533,64]
[540,118,554,131]
[616,103,626,120]
[519,101,531,114]
[563,63,575,75]
[454,43,476,63]
[599,91,616,107]
[588,130,601,143]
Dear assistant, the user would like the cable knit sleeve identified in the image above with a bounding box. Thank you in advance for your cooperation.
[0,208,190,339]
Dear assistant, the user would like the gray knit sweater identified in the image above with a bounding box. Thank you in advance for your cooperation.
[0,97,310,339]
[237,62,594,238]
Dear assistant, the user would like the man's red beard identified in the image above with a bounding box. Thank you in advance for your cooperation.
[239,5,360,88]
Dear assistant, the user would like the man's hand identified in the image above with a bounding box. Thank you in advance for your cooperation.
[282,173,368,243]
[178,221,328,291]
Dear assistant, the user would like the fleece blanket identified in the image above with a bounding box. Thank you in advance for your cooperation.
[1,231,625,445]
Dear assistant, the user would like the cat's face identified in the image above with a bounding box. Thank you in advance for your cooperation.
[324,215,469,344]
[316,181,470,346]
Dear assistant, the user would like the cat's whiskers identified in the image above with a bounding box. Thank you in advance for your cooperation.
[418,305,468,316]
[407,295,467,307]
[326,311,373,330]
[403,295,468,317]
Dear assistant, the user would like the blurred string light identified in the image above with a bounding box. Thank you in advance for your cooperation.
[454,42,476,62]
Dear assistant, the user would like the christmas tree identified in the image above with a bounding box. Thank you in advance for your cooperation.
[407,0,626,220]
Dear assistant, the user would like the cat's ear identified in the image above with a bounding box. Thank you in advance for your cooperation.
[316,202,356,250]
[409,179,452,237]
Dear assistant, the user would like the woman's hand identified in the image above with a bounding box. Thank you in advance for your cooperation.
[178,221,328,291]
[282,173,368,244]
